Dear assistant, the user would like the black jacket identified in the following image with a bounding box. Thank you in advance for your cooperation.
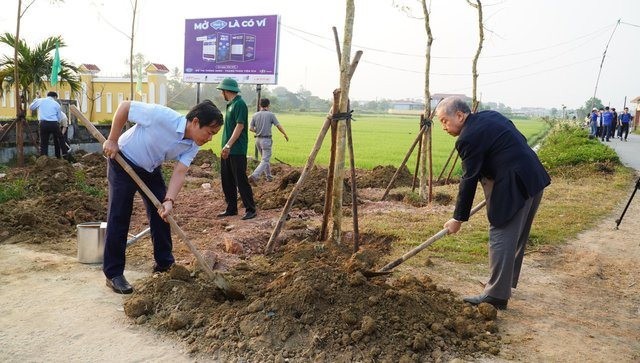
[453,110,551,227]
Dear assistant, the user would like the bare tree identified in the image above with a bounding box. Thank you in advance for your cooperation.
[129,0,138,101]
[418,0,433,200]
[330,0,356,244]
[466,0,484,111]
[93,0,139,101]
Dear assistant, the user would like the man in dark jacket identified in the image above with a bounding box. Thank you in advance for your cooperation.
[436,97,551,310]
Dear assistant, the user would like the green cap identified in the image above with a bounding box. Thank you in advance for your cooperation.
[216,78,240,93]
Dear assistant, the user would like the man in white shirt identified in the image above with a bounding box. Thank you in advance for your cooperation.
[29,91,65,158]
[101,100,223,294]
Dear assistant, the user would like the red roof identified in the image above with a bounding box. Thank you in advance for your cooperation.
[81,64,101,72]
[150,63,169,72]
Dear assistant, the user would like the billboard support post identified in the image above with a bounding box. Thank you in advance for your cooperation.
[254,83,262,159]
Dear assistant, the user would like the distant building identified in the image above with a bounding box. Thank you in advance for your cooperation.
[512,107,550,118]
[429,93,471,110]
[388,100,424,114]
[387,93,472,115]
[0,63,169,122]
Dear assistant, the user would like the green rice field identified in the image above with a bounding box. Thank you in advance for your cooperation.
[203,112,549,173]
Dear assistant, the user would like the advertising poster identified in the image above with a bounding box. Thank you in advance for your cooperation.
[183,15,280,84]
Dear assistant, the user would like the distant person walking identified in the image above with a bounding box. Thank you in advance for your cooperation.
[436,96,551,310]
[29,91,65,158]
[216,78,257,221]
[601,106,613,142]
[589,108,598,138]
[611,107,618,139]
[248,98,289,185]
[619,107,633,141]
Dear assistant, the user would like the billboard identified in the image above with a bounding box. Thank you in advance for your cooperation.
[183,15,280,84]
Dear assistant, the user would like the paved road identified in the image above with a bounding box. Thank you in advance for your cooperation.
[602,131,640,171]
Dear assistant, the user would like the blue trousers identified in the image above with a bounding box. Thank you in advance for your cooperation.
[103,157,174,279]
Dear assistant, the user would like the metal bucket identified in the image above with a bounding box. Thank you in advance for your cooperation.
[77,222,106,264]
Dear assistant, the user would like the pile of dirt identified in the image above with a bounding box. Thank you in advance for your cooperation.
[0,156,106,244]
[356,164,414,189]
[256,166,352,213]
[125,240,501,362]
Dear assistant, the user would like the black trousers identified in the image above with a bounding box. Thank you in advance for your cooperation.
[620,123,629,139]
[39,121,62,158]
[220,154,256,214]
[103,157,174,279]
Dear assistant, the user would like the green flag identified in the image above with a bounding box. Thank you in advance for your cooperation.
[50,41,61,86]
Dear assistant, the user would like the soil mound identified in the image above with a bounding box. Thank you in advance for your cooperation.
[356,164,414,189]
[0,156,106,245]
[126,240,501,362]
[256,166,351,212]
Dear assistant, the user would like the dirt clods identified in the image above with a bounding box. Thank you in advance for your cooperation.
[126,241,500,362]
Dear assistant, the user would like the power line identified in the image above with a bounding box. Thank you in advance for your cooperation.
[281,21,617,59]
[620,21,640,28]
[286,23,607,77]
[442,56,601,94]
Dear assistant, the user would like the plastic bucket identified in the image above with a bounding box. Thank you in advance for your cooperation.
[77,222,106,264]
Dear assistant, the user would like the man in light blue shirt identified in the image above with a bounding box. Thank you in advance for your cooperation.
[29,91,65,158]
[101,100,223,294]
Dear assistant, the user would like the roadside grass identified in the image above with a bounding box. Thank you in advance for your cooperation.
[202,113,548,171]
[357,123,634,268]
[0,176,28,203]
[74,170,105,198]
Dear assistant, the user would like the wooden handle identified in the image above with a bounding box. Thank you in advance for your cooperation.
[69,106,227,290]
[378,200,487,272]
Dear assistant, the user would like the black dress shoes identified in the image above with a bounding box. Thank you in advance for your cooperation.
[216,210,237,217]
[241,211,257,220]
[106,275,133,294]
[463,294,508,310]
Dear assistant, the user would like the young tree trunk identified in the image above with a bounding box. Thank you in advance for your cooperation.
[467,0,484,111]
[331,0,355,244]
[129,0,138,101]
[14,0,24,166]
[419,0,433,200]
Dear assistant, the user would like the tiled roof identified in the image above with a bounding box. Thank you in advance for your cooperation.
[80,64,101,72]
[146,63,170,73]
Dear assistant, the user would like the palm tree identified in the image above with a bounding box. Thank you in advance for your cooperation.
[0,33,80,107]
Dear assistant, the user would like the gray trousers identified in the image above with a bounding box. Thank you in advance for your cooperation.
[250,137,273,179]
[481,178,544,300]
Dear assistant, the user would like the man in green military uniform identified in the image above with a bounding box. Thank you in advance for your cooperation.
[216,78,257,220]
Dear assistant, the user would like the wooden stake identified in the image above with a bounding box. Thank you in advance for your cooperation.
[412,115,424,193]
[320,118,337,241]
[381,124,427,201]
[346,114,359,252]
[265,108,334,253]
[427,124,433,203]
[445,153,459,184]
[437,147,456,182]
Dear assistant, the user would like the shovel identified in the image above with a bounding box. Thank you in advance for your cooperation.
[70,106,243,300]
[376,200,487,273]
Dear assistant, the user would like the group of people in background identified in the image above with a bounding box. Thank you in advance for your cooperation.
[588,106,634,142]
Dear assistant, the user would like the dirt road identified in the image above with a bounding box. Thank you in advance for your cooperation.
[0,246,195,362]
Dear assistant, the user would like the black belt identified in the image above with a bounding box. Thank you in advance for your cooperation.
[255,135,272,138]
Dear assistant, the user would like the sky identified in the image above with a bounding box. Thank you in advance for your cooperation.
[1,0,639,109]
